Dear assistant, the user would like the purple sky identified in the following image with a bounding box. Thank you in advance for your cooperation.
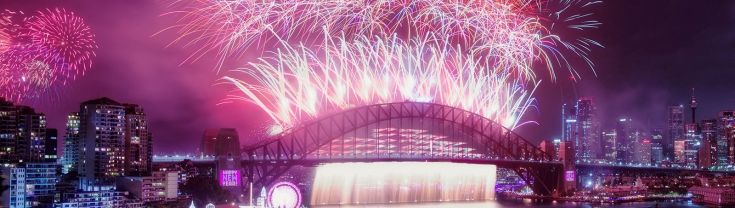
[7,1,735,153]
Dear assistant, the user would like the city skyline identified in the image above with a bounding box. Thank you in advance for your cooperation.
[5,1,735,207]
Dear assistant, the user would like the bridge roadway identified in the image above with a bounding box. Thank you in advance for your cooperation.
[152,155,735,174]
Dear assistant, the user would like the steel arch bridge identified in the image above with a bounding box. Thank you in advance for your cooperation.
[243,102,564,196]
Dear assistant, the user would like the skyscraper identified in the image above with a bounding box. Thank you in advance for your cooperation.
[44,128,58,162]
[666,105,685,162]
[718,111,735,165]
[17,106,47,162]
[561,99,600,163]
[62,113,80,174]
[683,123,701,167]
[123,104,152,176]
[602,130,617,162]
[0,98,47,164]
[77,97,127,184]
[699,119,717,168]
[576,99,600,162]
[634,139,652,165]
[650,129,664,165]
[562,103,577,144]
[615,118,633,163]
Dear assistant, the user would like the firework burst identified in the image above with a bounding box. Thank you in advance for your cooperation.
[26,8,97,83]
[164,0,601,81]
[223,33,538,134]
[0,8,97,102]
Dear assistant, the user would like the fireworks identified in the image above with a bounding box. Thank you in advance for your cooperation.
[164,0,601,80]
[223,33,538,134]
[0,8,97,102]
[162,0,601,134]
[27,8,97,84]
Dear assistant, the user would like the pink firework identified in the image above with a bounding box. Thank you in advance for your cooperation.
[0,43,66,101]
[26,8,97,84]
[0,10,24,54]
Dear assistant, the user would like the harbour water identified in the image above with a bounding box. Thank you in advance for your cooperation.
[313,199,703,208]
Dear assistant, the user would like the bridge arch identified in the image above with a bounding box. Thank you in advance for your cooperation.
[243,102,562,196]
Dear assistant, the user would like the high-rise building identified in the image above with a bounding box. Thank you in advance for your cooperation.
[718,111,735,165]
[634,139,652,165]
[0,99,16,164]
[576,99,600,162]
[690,88,698,123]
[562,103,577,143]
[700,119,717,168]
[64,98,153,182]
[62,113,80,174]
[602,130,617,162]
[200,128,219,156]
[77,97,127,185]
[123,104,152,176]
[18,106,47,163]
[44,128,58,162]
[552,138,562,160]
[650,129,664,165]
[615,118,633,163]
[683,123,701,167]
[561,100,600,163]
[666,105,685,162]
[674,140,686,163]
[0,98,47,165]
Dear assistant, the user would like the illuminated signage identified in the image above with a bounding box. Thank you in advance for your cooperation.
[219,170,242,187]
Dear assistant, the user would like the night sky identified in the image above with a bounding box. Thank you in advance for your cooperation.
[5,1,735,153]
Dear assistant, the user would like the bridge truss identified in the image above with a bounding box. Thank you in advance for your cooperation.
[242,102,563,196]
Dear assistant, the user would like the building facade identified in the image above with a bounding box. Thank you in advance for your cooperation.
[719,111,735,165]
[700,119,718,168]
[62,113,80,174]
[1,163,59,208]
[667,105,685,162]
[683,123,701,167]
[602,130,617,162]
[77,97,127,185]
[44,128,58,161]
[651,129,664,165]
[123,104,152,176]
[615,118,633,163]
[0,99,48,165]
[116,171,179,203]
[576,99,601,162]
